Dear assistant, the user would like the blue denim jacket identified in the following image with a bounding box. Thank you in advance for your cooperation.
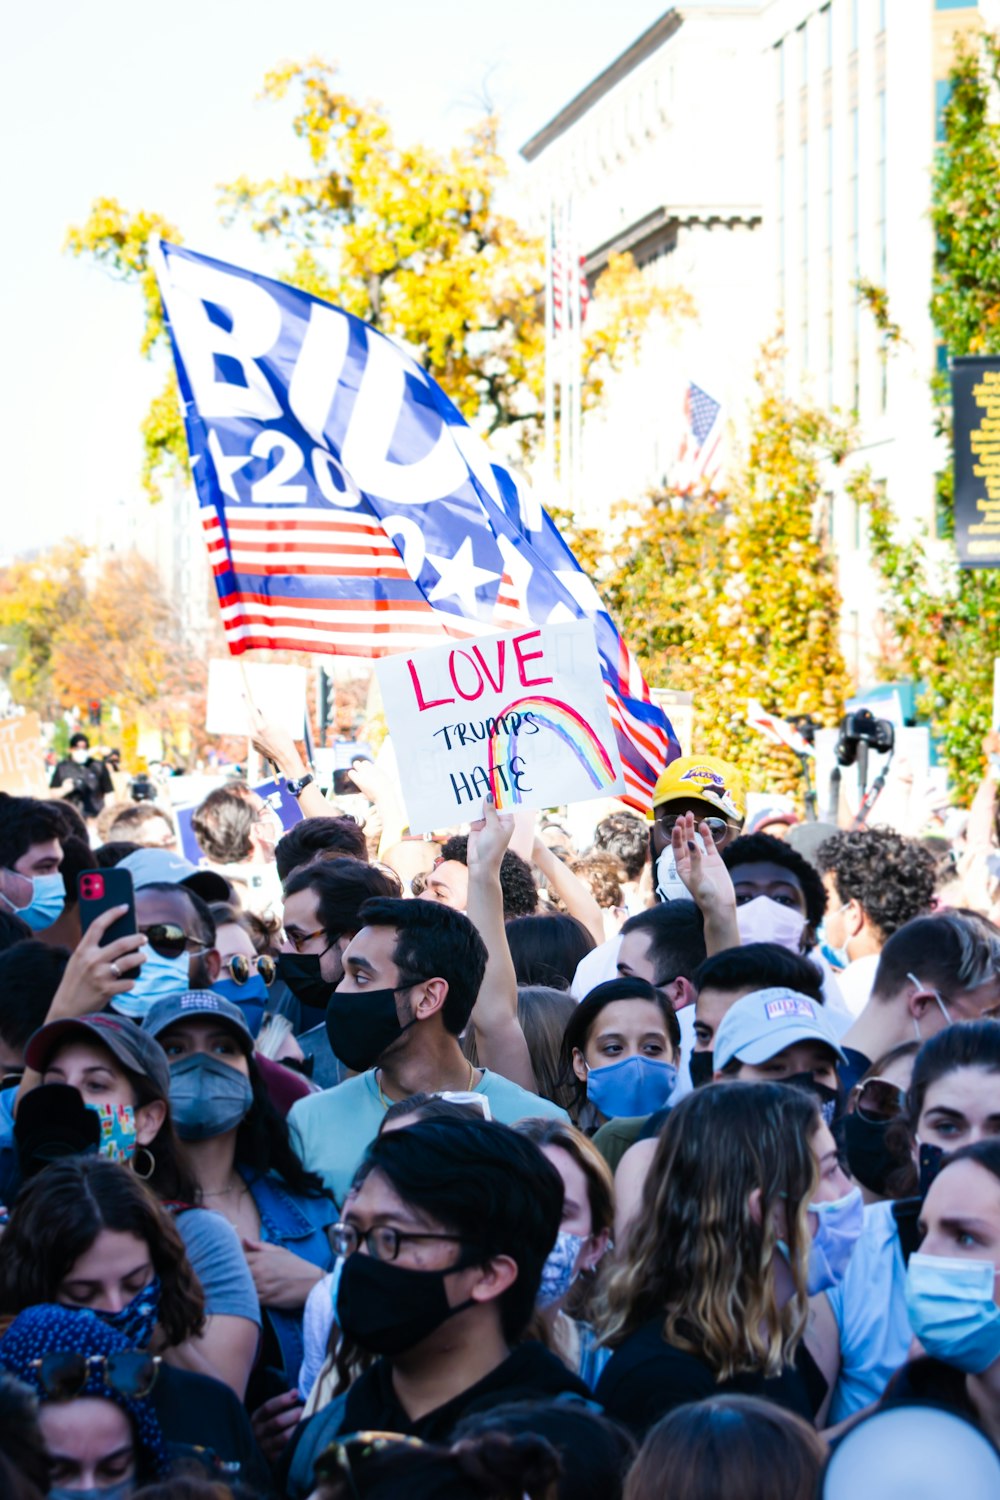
[240,1166,338,1384]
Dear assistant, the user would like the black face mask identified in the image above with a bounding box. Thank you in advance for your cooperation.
[336,1250,476,1355]
[325,986,417,1073]
[276,952,336,1009]
[689,1050,715,1089]
[843,1110,898,1197]
[782,1072,840,1126]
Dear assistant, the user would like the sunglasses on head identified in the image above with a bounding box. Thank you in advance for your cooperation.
[851,1076,907,1124]
[139,924,205,960]
[225,954,276,986]
[314,1431,426,1495]
[31,1351,161,1401]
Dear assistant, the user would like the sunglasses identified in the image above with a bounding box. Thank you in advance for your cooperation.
[224,954,276,986]
[654,813,731,844]
[851,1076,907,1124]
[31,1351,161,1401]
[314,1431,426,1494]
[139,924,206,960]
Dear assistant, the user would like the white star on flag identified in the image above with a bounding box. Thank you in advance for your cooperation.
[426,537,501,616]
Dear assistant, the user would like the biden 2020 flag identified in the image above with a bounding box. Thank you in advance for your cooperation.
[152,240,677,809]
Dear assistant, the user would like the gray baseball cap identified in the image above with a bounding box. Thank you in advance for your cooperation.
[142,990,253,1055]
[118,848,232,905]
[713,987,847,1073]
[25,1013,173,1099]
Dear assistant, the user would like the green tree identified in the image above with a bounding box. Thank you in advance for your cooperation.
[600,349,852,797]
[67,60,690,501]
[861,34,1000,800]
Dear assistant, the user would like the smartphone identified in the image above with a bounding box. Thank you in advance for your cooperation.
[78,868,136,947]
[332,741,374,796]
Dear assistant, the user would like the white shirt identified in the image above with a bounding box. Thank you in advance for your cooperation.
[834,953,881,1020]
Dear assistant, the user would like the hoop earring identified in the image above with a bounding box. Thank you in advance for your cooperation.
[132,1146,156,1181]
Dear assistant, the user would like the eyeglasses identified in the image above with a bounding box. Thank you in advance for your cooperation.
[330,1221,472,1263]
[314,1432,426,1495]
[140,924,207,960]
[850,1076,907,1123]
[284,927,334,954]
[654,812,731,844]
[31,1351,161,1401]
[225,953,276,986]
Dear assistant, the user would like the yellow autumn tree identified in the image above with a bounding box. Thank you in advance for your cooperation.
[67,58,691,499]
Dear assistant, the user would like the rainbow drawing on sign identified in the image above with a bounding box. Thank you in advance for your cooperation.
[487,696,618,809]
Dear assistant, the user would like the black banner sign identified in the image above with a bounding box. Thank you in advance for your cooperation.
[953,354,1000,568]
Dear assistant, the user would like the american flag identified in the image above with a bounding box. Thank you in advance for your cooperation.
[154,241,677,810]
[552,245,589,335]
[674,381,723,494]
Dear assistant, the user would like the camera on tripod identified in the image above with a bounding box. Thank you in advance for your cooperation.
[834,708,895,767]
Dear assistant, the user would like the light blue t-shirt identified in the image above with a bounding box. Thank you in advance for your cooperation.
[289,1068,568,1205]
[827,1199,912,1423]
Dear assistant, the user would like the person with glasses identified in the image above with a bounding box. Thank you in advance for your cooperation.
[841,1042,919,1203]
[143,991,338,1394]
[0,1172,270,1491]
[837,911,1000,1094]
[0,1303,168,1496]
[646,755,746,897]
[107,855,230,1022]
[282,1116,591,1498]
[209,902,278,1036]
[191,782,284,922]
[18,1020,261,1402]
[814,1018,1000,1427]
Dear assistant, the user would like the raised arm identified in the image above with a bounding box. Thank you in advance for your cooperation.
[531,835,605,945]
[670,812,741,955]
[465,797,537,1092]
[247,702,330,822]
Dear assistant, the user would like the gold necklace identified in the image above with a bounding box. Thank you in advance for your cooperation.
[376,1060,477,1111]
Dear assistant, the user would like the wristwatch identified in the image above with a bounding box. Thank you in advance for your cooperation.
[285,773,314,798]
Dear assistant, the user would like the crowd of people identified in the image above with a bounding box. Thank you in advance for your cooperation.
[1,733,1000,1497]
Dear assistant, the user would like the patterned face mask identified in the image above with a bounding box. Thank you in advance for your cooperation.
[537,1230,589,1309]
[92,1277,162,1351]
[85,1102,138,1164]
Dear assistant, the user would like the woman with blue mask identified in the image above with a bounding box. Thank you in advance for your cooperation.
[887,1138,1000,1438]
[143,991,338,1396]
[0,1160,271,1491]
[208,903,278,1037]
[0,1303,168,1498]
[561,978,681,1133]
[516,1118,614,1390]
[22,1015,261,1402]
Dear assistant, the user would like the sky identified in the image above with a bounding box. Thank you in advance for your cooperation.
[0,0,669,557]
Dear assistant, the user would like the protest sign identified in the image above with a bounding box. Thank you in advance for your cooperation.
[376,621,625,834]
[205,660,308,738]
[0,713,47,796]
[952,354,1000,568]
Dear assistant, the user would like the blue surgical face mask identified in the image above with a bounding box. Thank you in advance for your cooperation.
[585,1055,678,1118]
[49,1482,135,1500]
[0,870,66,931]
[112,947,190,1020]
[169,1052,254,1141]
[806,1186,864,1294]
[905,1253,1000,1374]
[537,1230,588,1309]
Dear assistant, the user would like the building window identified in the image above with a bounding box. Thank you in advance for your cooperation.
[824,123,834,406]
[851,0,859,51]
[877,87,888,411]
[801,137,809,370]
[823,4,833,68]
[778,148,786,316]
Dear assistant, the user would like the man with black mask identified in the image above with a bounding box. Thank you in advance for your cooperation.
[288,898,566,1204]
[282,1117,589,1497]
[712,986,845,1125]
[276,859,402,1031]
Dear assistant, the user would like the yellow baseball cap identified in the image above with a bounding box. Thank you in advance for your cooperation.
[648,755,747,824]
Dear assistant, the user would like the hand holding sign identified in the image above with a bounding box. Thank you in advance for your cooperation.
[376,621,624,834]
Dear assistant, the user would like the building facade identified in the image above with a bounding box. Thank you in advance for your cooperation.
[520,0,985,683]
